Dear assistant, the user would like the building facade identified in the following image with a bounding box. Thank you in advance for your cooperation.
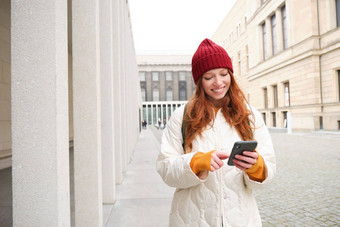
[212,0,340,131]
[137,55,195,125]
[0,0,141,226]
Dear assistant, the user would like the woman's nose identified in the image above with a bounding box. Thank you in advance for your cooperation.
[214,76,222,85]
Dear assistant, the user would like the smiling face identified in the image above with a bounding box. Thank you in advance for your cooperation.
[201,68,231,106]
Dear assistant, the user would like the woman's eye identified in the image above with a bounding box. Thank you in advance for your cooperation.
[204,77,212,80]
[221,73,229,76]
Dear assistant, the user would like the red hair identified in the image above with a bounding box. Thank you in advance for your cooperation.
[184,70,254,153]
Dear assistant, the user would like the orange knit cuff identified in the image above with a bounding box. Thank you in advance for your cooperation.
[190,150,215,175]
[245,151,266,182]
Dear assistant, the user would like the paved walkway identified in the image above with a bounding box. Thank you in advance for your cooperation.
[148,127,340,226]
[104,127,174,226]
[1,127,340,226]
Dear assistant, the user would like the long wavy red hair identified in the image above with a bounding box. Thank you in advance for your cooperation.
[184,70,254,153]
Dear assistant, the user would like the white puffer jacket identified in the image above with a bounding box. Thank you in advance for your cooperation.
[156,105,276,227]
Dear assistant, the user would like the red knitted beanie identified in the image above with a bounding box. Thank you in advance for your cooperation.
[191,38,233,84]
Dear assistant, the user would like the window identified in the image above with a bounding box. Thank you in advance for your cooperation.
[263,87,268,108]
[179,88,186,101]
[262,113,266,125]
[237,23,241,37]
[338,120,340,130]
[152,72,159,81]
[140,82,146,101]
[165,72,173,81]
[273,85,278,107]
[179,82,187,101]
[147,105,152,124]
[284,82,290,106]
[166,88,173,101]
[282,5,288,49]
[262,23,267,60]
[338,70,340,101]
[139,72,145,81]
[246,45,249,71]
[238,51,241,75]
[153,88,159,101]
[244,16,248,31]
[271,14,277,55]
[272,112,276,127]
[223,36,228,47]
[283,111,287,128]
[179,72,186,81]
[141,88,146,101]
[337,0,340,27]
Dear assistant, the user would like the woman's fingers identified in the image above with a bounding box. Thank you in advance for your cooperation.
[214,151,229,160]
[233,159,251,170]
[210,159,220,171]
[235,151,257,164]
[211,154,223,169]
[210,151,230,171]
[234,151,258,170]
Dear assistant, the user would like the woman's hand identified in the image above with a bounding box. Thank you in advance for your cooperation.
[233,151,258,171]
[210,151,229,171]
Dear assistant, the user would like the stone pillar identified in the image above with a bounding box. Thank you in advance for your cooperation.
[119,0,128,171]
[72,0,103,226]
[112,0,123,184]
[275,8,284,53]
[100,0,116,203]
[12,1,70,226]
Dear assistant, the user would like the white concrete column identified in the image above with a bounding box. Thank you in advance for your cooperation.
[100,0,116,203]
[275,8,284,53]
[11,1,70,226]
[161,103,164,122]
[72,0,103,226]
[120,0,128,171]
[112,0,123,184]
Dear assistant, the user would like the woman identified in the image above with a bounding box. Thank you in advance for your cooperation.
[156,39,276,226]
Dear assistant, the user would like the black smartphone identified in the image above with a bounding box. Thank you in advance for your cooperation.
[227,141,258,166]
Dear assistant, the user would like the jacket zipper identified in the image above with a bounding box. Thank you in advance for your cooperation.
[215,111,224,226]
[219,170,224,226]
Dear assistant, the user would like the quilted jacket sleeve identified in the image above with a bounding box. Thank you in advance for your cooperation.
[244,106,276,189]
[156,105,208,189]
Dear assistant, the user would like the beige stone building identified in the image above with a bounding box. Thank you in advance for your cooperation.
[137,55,195,125]
[0,0,141,226]
[212,0,340,131]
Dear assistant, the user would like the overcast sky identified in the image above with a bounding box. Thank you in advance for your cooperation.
[129,0,237,55]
